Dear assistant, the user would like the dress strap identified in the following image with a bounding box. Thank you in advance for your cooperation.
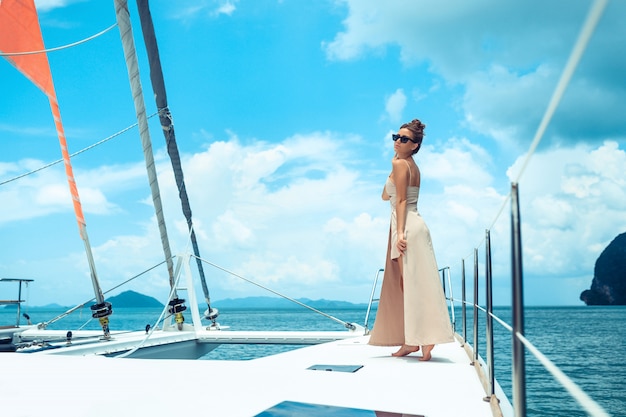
[403,159,412,184]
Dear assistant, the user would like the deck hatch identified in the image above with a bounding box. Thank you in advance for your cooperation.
[256,401,424,416]
[307,364,363,373]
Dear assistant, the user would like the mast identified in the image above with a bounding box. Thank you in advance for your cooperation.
[135,0,218,322]
[0,0,112,338]
[113,0,187,327]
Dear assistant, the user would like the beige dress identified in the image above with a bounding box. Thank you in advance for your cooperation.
[369,169,454,347]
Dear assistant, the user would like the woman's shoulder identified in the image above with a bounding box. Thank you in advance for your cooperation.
[391,157,409,168]
[391,158,415,175]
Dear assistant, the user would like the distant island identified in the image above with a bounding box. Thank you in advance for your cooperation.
[580,231,626,305]
[0,290,165,310]
[211,296,367,310]
[107,290,164,308]
[105,292,366,310]
[1,290,366,310]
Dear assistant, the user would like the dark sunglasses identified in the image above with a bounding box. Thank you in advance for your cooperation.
[392,134,418,144]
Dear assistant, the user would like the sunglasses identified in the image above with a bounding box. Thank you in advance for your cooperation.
[392,134,418,144]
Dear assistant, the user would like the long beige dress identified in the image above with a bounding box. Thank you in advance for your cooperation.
[368,173,454,347]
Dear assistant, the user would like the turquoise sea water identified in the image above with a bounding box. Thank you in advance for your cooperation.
[2,305,624,416]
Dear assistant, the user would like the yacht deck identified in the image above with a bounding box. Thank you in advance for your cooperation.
[0,334,511,417]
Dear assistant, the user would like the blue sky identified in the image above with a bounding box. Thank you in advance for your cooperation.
[1,0,625,309]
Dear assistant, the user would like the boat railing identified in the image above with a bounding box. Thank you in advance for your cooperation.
[363,266,456,334]
[363,268,383,332]
[0,278,34,328]
[449,2,613,414]
[449,183,609,417]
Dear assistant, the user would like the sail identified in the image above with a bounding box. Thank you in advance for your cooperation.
[0,0,54,97]
[0,0,111,336]
[136,0,215,318]
[112,0,182,309]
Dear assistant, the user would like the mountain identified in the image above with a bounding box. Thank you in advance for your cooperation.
[209,296,367,310]
[107,290,164,308]
[1,302,68,310]
[580,231,626,305]
[7,293,363,310]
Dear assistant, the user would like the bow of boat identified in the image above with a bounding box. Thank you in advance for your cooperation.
[0,333,511,417]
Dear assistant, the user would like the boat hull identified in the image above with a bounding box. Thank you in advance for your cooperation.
[13,327,362,359]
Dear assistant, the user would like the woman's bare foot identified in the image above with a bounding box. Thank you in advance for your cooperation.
[391,344,419,357]
[419,344,434,361]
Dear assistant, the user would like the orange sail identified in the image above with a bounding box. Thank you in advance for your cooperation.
[0,0,54,98]
[0,0,110,330]
[0,0,86,229]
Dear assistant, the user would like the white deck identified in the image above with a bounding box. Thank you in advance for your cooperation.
[0,335,511,416]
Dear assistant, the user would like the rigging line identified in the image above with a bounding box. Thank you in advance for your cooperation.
[135,0,213,306]
[195,255,356,329]
[114,263,185,359]
[513,0,608,184]
[0,23,118,56]
[39,258,168,328]
[0,112,158,187]
[465,0,608,255]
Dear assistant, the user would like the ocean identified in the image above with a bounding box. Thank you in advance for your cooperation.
[2,305,624,416]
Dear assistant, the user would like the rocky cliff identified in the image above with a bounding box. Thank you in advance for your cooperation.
[580,232,626,305]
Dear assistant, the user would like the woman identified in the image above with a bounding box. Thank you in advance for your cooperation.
[368,119,454,360]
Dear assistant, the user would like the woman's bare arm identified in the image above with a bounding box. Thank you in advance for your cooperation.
[391,158,410,254]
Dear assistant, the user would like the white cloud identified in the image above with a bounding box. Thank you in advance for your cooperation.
[34,0,73,12]
[383,88,407,123]
[507,141,626,279]
[0,157,151,225]
[0,166,112,224]
[215,1,237,16]
[170,0,239,21]
[416,140,506,279]
[419,137,493,188]
[462,64,556,144]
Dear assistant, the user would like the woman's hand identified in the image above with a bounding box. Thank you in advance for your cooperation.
[396,233,407,255]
